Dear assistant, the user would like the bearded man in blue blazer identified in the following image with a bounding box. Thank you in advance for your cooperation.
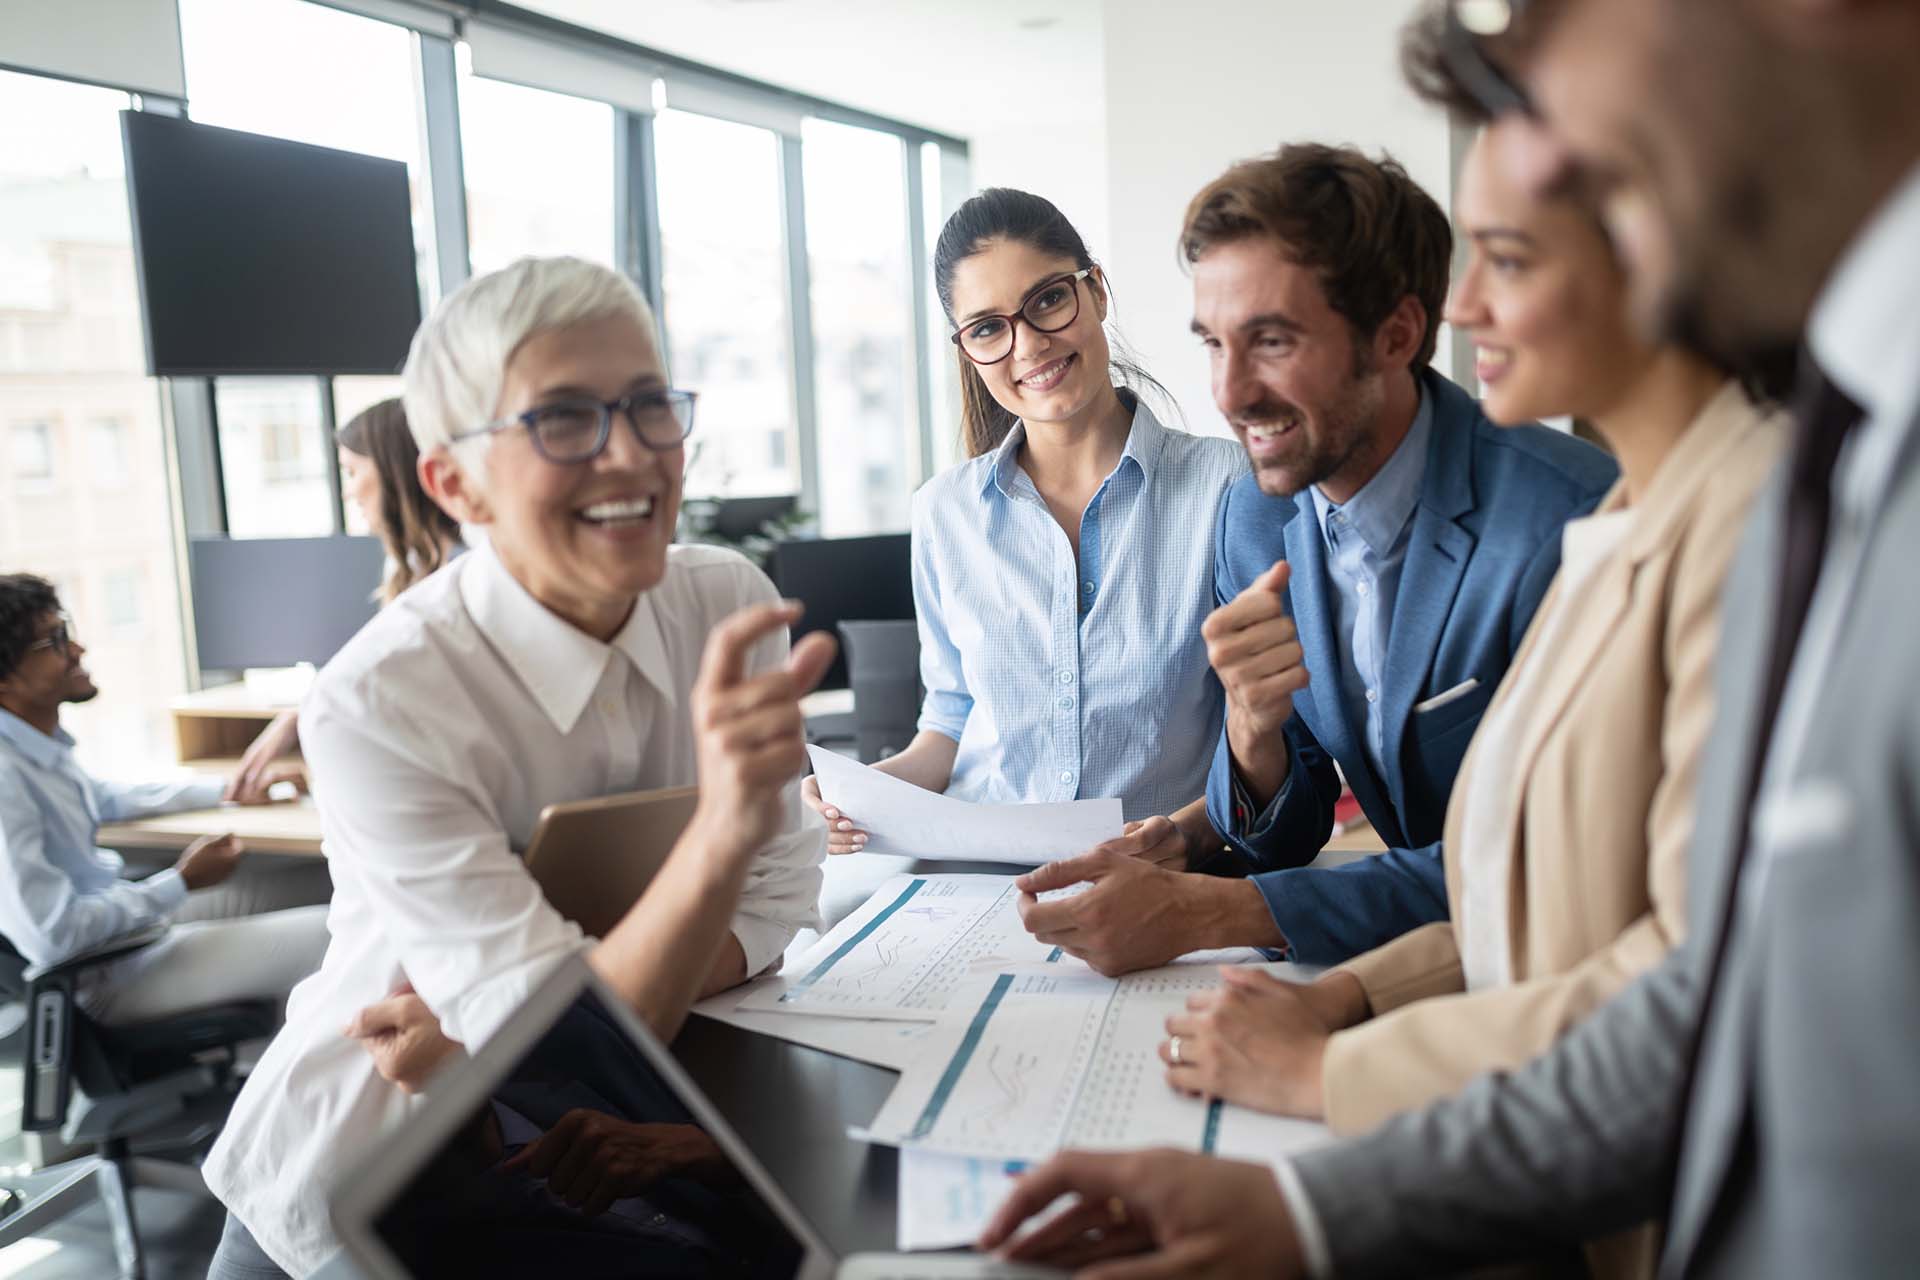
[1017,144,1615,974]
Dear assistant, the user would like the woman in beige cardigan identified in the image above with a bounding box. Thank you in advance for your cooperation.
[1159,118,1784,1145]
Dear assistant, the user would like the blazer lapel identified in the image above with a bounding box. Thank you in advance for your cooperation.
[1379,415,1477,814]
[1283,497,1355,768]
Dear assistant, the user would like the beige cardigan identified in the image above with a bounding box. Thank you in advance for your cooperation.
[1322,384,1785,1136]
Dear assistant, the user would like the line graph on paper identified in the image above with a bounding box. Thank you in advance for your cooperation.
[742,874,1068,1021]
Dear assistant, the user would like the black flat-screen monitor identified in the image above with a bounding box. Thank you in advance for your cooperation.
[190,535,386,671]
[768,534,913,692]
[121,110,421,377]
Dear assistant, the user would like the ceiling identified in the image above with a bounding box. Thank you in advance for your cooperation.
[517,0,1105,139]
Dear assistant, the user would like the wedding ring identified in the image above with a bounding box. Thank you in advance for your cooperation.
[1169,1034,1184,1066]
[1106,1196,1130,1228]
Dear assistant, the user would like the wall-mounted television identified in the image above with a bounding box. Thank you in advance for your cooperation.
[121,110,421,377]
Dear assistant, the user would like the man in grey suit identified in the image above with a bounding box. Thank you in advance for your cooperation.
[975,0,1920,1275]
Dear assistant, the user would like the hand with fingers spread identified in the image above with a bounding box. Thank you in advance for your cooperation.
[345,980,462,1094]
[1160,966,1367,1119]
[500,1111,729,1218]
[1202,559,1310,809]
[225,710,301,804]
[685,600,838,867]
[977,1147,1306,1279]
[801,775,868,855]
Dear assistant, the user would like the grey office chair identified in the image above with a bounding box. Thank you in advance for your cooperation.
[836,620,922,763]
[0,929,276,1279]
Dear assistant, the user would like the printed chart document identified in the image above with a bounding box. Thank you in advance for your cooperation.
[897,1150,1031,1252]
[860,966,1331,1163]
[737,874,1063,1022]
[807,746,1122,863]
[692,980,934,1071]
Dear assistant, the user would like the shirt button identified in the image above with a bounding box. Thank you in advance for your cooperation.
[1058,671,1073,685]
[1082,581,1095,594]
[1059,770,1074,785]
[1356,581,1369,598]
[1365,688,1378,704]
[1058,695,1074,710]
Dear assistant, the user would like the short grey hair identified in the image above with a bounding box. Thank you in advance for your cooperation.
[401,256,661,459]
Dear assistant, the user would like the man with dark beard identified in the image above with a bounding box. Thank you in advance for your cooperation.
[1016,144,1614,975]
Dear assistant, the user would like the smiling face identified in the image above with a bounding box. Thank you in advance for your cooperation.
[1191,235,1411,500]
[1443,121,1652,426]
[946,238,1111,429]
[439,310,682,639]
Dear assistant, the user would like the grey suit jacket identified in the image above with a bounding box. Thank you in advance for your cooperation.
[1290,402,1920,1278]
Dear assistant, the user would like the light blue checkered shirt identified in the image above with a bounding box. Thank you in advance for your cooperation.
[911,398,1249,821]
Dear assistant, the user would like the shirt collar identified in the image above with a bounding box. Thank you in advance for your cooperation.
[1309,383,1433,558]
[458,541,678,736]
[0,707,74,769]
[1809,160,1920,436]
[981,393,1168,501]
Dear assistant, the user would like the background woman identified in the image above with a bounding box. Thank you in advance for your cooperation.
[804,189,1248,873]
[225,398,464,802]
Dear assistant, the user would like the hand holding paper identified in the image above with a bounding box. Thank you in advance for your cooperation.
[805,746,1122,865]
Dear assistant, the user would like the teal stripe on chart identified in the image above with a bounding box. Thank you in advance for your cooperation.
[1201,1099,1223,1153]
[910,973,1015,1139]
[782,878,927,1000]
[1046,947,1064,963]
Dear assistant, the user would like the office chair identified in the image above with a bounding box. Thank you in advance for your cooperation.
[0,929,277,1278]
[836,620,922,763]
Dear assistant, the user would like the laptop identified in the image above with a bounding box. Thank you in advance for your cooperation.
[330,956,1063,1279]
[522,787,700,938]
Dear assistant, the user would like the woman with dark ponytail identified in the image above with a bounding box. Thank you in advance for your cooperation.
[803,188,1248,869]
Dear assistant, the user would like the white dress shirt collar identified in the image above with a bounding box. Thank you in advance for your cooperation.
[1809,161,1920,438]
[459,541,678,735]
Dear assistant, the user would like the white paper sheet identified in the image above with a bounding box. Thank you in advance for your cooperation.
[692,978,935,1071]
[859,964,1332,1163]
[896,1150,1031,1252]
[807,746,1123,863]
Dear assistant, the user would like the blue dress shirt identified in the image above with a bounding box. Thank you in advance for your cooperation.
[912,396,1249,821]
[0,708,223,966]
[1308,389,1433,785]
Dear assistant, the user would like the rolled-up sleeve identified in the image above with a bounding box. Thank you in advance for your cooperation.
[910,489,971,742]
[0,772,186,966]
[300,691,590,1050]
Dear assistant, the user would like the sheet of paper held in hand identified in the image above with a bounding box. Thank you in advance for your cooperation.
[858,965,1333,1165]
[805,746,1123,864]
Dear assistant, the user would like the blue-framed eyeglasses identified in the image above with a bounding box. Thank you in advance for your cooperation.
[453,388,698,465]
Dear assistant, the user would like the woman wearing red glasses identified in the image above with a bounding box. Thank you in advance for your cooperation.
[804,188,1247,878]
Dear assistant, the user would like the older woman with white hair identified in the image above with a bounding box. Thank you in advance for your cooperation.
[202,256,834,1278]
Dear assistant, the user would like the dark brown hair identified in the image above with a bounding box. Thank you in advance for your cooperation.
[1400,1,1494,124]
[1179,143,1453,368]
[933,187,1171,458]
[336,398,462,605]
[0,574,60,683]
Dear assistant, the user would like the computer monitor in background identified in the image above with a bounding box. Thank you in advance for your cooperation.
[189,536,386,672]
[708,494,798,540]
[768,534,912,692]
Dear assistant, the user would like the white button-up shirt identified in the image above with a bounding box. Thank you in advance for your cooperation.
[203,541,825,1275]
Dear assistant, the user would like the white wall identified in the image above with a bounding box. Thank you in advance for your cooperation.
[1101,0,1452,438]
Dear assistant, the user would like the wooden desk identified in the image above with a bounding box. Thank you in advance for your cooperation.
[1324,818,1387,854]
[97,799,325,858]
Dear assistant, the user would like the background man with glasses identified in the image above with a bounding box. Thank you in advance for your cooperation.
[1015,143,1613,977]
[978,0,1920,1273]
[0,573,329,1025]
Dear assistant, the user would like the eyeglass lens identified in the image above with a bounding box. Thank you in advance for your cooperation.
[957,275,1083,364]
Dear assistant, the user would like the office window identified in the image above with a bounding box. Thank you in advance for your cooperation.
[88,418,132,489]
[0,70,189,775]
[216,378,332,537]
[803,119,919,535]
[922,142,965,472]
[10,422,56,490]
[458,48,617,275]
[654,109,798,502]
[103,567,144,634]
[179,0,436,306]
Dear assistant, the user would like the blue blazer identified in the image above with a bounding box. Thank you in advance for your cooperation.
[1202,370,1617,964]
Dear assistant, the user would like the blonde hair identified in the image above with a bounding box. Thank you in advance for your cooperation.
[401,256,661,466]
